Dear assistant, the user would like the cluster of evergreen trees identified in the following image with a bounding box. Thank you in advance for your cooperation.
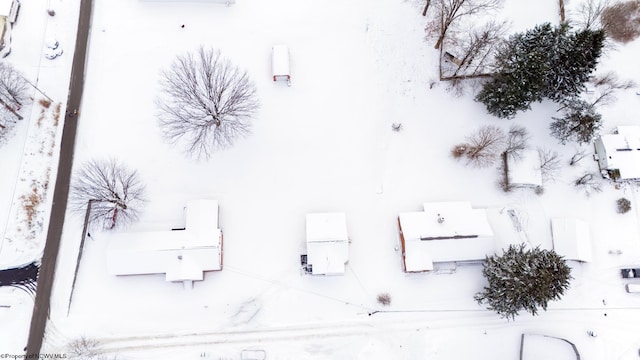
[475,23,606,144]
[475,244,572,320]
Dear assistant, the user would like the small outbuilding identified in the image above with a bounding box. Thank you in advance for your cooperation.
[106,200,223,288]
[594,125,640,181]
[397,201,495,272]
[505,149,543,189]
[272,45,291,86]
[551,218,592,262]
[302,212,349,275]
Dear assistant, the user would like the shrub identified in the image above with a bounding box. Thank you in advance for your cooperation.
[451,143,468,159]
[377,293,391,306]
[601,0,640,43]
[617,197,632,213]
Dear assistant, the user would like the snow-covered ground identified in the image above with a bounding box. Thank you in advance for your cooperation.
[2,0,640,358]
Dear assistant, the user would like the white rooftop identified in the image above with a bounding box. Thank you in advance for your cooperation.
[521,334,580,360]
[305,212,349,275]
[398,202,495,272]
[506,149,543,187]
[551,218,592,262]
[595,126,640,180]
[106,200,223,283]
[272,44,290,79]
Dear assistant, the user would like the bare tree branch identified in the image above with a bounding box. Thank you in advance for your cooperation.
[429,0,504,49]
[157,47,260,159]
[538,147,561,181]
[70,159,146,230]
[504,124,530,159]
[464,125,505,167]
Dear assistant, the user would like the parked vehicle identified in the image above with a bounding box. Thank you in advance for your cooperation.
[621,268,640,278]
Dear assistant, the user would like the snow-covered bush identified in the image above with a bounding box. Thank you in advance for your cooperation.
[617,197,632,213]
[377,293,392,306]
[475,244,572,320]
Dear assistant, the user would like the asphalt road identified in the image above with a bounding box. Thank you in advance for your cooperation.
[25,0,93,355]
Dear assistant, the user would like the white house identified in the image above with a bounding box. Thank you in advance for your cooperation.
[397,202,495,272]
[303,212,349,275]
[506,149,543,188]
[550,218,592,262]
[594,125,640,181]
[106,200,223,288]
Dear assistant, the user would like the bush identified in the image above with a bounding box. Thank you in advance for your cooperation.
[535,186,545,195]
[617,198,632,213]
[377,293,391,306]
[601,0,640,43]
[451,143,468,159]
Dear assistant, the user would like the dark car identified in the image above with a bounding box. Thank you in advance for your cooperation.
[621,268,640,278]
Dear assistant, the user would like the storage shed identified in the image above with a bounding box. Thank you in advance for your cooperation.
[106,200,223,288]
[398,202,495,272]
[551,218,592,262]
[505,149,543,188]
[303,212,349,275]
[272,45,291,85]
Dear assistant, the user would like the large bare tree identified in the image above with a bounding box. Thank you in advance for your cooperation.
[428,0,504,49]
[157,47,259,159]
[0,62,29,141]
[70,159,146,230]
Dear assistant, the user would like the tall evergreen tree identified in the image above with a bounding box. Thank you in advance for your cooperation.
[475,23,605,119]
[474,244,572,320]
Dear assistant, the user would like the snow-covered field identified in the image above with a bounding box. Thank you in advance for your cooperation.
[2,0,640,358]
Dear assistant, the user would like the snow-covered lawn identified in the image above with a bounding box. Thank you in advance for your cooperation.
[2,0,640,358]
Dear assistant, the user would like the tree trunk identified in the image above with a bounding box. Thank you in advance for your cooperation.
[435,35,444,49]
[422,0,431,16]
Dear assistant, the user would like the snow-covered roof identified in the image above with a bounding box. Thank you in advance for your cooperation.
[398,202,495,272]
[520,334,580,360]
[272,45,290,78]
[595,126,640,180]
[306,212,349,275]
[106,200,222,282]
[551,218,592,262]
[507,149,543,187]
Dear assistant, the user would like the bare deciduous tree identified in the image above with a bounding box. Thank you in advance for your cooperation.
[504,124,530,158]
[447,20,508,78]
[574,172,603,196]
[427,0,504,49]
[570,148,589,166]
[538,147,561,181]
[601,0,640,43]
[70,159,145,230]
[589,71,636,107]
[573,0,610,30]
[464,125,505,167]
[157,47,259,159]
[0,62,29,141]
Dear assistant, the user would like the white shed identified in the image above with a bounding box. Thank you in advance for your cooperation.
[506,149,543,188]
[398,202,495,272]
[551,218,592,262]
[594,125,640,180]
[106,200,222,288]
[305,212,349,275]
[272,45,291,85]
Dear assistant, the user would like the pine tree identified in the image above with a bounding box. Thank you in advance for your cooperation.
[475,23,605,119]
[550,98,602,144]
[474,244,572,320]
